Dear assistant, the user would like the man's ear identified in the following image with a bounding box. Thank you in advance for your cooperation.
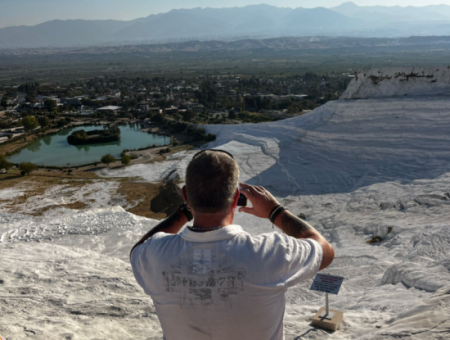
[232,188,240,208]
[182,186,189,205]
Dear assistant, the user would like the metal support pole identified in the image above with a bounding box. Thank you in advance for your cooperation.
[326,293,329,316]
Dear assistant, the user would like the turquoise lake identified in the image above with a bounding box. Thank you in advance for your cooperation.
[7,124,169,167]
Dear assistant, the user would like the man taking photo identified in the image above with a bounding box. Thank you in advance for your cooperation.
[130,150,334,340]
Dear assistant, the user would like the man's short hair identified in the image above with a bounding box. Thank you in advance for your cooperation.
[186,151,239,213]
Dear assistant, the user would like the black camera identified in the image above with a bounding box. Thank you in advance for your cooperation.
[237,193,247,207]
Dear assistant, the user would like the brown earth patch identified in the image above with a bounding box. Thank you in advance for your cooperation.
[38,201,88,214]
[0,170,99,214]
[0,168,184,220]
[33,169,100,180]
[0,172,60,200]
[0,170,95,193]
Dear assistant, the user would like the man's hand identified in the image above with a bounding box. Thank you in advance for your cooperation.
[238,183,280,218]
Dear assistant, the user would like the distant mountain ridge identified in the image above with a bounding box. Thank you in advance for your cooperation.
[2,3,450,49]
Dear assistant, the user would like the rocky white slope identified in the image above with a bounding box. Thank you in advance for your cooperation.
[2,94,450,339]
[341,67,450,99]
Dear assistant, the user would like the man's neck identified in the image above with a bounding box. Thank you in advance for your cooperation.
[192,211,234,230]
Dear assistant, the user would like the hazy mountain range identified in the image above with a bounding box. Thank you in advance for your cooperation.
[2,2,450,48]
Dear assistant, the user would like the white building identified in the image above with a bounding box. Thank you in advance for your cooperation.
[96,106,122,114]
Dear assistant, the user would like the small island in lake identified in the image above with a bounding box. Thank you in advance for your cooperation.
[67,125,121,145]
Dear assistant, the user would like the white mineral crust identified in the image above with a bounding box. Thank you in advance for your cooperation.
[341,66,450,99]
[1,71,450,339]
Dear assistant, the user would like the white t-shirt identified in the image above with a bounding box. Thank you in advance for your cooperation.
[130,225,323,340]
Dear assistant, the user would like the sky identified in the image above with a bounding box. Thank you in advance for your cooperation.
[2,0,450,28]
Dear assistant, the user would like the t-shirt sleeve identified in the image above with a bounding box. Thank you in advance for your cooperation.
[253,233,323,288]
[129,233,167,295]
[130,242,148,292]
[281,237,323,288]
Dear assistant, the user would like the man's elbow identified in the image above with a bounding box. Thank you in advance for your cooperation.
[129,243,140,263]
[319,242,334,271]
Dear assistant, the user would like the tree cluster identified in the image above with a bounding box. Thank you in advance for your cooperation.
[19,162,38,176]
[238,111,275,123]
[186,126,216,142]
[0,155,12,171]
[67,125,121,145]
[195,82,218,108]
[101,154,116,167]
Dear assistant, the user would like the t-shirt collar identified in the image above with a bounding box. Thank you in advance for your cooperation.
[180,225,243,242]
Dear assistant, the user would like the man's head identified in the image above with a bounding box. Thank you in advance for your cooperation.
[184,150,239,214]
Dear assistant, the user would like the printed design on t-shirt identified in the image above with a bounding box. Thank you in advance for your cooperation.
[162,247,246,308]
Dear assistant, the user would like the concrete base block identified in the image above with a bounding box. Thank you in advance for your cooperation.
[311,307,344,332]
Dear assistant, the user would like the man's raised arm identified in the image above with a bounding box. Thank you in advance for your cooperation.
[239,183,334,270]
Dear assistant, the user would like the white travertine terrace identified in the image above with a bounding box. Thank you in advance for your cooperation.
[341,66,450,99]
[2,70,450,339]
